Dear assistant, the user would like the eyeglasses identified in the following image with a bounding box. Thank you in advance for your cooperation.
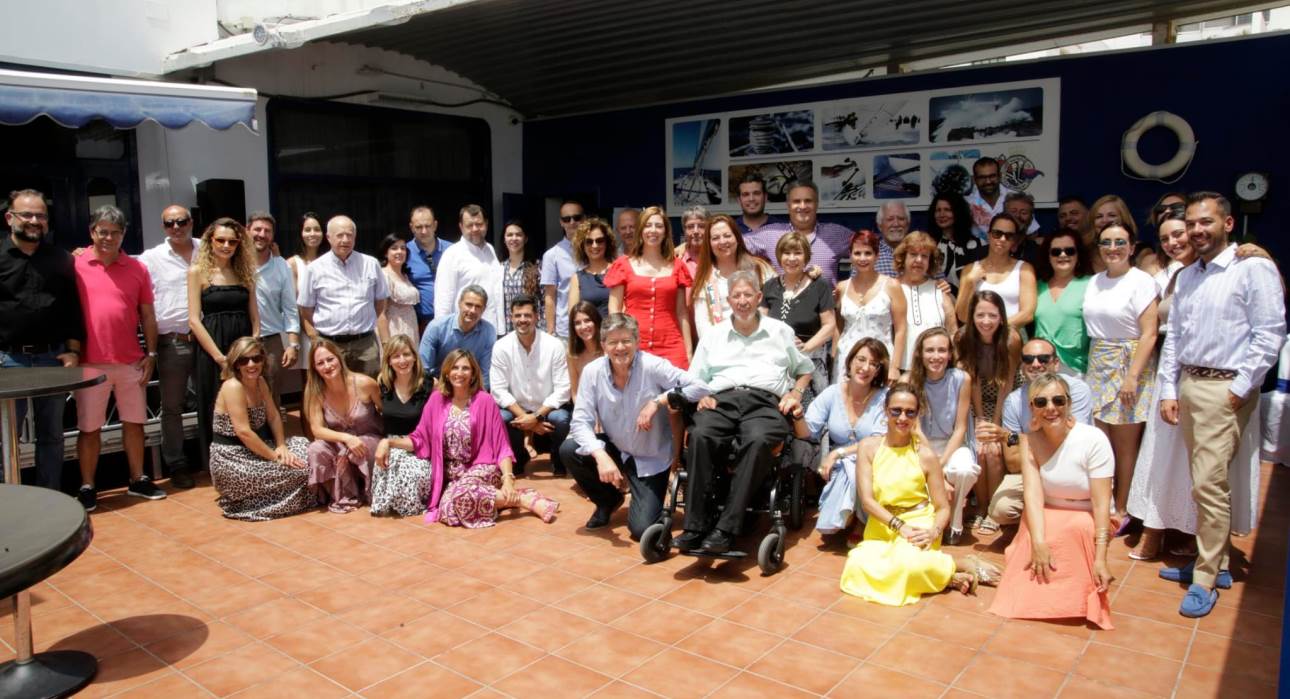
[163,218,191,228]
[235,354,265,366]
[584,237,607,246]
[988,229,1019,240]
[1031,395,1069,408]
[1021,353,1054,365]
[91,227,124,238]
[1049,246,1077,258]
[1098,238,1130,248]
[887,407,918,418]
[560,214,586,223]
[9,211,48,222]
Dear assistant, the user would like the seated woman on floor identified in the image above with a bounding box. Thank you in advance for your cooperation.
[304,339,383,514]
[989,372,1115,629]
[370,334,434,516]
[839,382,999,606]
[209,336,315,521]
[378,348,560,527]
[809,338,889,537]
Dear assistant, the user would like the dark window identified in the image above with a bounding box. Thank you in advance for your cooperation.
[268,99,492,257]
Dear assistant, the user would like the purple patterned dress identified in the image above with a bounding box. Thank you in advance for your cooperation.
[439,404,503,527]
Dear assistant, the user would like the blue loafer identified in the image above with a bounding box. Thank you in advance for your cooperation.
[1157,561,1233,589]
[1179,583,1219,618]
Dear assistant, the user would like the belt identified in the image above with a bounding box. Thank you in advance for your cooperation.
[321,331,374,344]
[888,499,929,516]
[1183,365,1237,380]
[719,385,781,402]
[159,332,192,342]
[0,342,61,355]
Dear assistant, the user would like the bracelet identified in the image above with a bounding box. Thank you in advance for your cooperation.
[888,515,905,532]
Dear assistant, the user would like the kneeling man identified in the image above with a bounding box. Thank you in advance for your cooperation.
[676,271,814,554]
[561,314,711,539]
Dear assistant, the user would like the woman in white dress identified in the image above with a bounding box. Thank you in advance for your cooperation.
[377,234,421,341]
[835,229,905,384]
[690,215,773,340]
[895,232,957,372]
[955,213,1036,332]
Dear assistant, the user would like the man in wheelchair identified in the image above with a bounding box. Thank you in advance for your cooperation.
[675,270,815,554]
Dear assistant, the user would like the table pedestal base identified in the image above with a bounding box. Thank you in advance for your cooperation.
[0,651,97,699]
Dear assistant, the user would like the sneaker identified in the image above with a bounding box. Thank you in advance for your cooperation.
[170,467,195,489]
[127,476,167,500]
[78,485,97,512]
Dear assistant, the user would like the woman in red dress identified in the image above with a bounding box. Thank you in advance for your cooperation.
[606,205,693,368]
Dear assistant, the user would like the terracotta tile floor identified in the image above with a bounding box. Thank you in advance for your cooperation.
[3,456,1284,698]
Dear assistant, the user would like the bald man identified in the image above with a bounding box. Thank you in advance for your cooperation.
[297,215,390,377]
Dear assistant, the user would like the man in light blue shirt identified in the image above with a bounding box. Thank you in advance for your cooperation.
[248,212,300,408]
[404,205,453,332]
[561,313,711,538]
[541,199,582,338]
[677,271,814,554]
[419,285,496,387]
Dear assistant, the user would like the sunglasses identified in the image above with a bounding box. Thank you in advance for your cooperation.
[1049,246,1077,258]
[235,354,265,366]
[887,407,918,418]
[1031,395,1069,408]
[584,237,607,246]
[1021,353,1054,365]
[1098,238,1130,248]
[163,218,191,228]
[560,214,586,223]
[988,229,1019,240]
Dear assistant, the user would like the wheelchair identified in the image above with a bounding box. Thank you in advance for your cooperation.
[638,389,815,575]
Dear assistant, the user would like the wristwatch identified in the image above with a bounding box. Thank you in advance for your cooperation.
[1006,431,1019,447]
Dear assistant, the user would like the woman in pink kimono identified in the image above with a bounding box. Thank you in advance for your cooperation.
[378,348,559,527]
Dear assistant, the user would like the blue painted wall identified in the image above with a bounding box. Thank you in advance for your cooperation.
[524,33,1290,260]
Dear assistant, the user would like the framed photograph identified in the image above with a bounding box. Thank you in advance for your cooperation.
[729,110,814,157]
[821,98,923,150]
[671,119,723,207]
[873,153,921,199]
[929,87,1044,143]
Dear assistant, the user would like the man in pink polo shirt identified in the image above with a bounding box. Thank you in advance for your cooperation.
[73,205,165,511]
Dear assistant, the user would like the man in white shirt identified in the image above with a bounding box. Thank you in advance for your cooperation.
[676,271,814,554]
[542,199,583,338]
[435,204,505,333]
[247,212,300,407]
[1157,192,1286,618]
[297,215,389,378]
[491,294,571,476]
[138,204,199,488]
[966,157,1040,242]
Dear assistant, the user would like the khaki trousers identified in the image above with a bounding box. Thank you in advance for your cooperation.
[1179,373,1256,588]
[989,473,1025,525]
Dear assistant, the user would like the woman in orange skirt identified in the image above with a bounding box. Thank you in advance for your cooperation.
[989,373,1115,629]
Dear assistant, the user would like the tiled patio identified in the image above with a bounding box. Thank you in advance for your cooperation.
[3,454,1284,698]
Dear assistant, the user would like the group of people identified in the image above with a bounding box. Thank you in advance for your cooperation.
[2,170,1285,626]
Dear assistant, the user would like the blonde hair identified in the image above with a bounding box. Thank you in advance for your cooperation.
[303,339,351,414]
[221,336,265,382]
[194,217,256,287]
[437,349,484,398]
[378,334,425,394]
[1027,372,1071,403]
[632,206,676,260]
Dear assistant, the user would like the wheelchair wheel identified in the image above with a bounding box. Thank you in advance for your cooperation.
[757,530,784,574]
[787,466,806,531]
[640,522,672,564]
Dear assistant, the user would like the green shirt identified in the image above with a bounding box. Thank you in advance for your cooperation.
[1035,276,1091,373]
[690,316,815,396]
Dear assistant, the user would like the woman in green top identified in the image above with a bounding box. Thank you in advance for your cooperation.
[1034,229,1094,375]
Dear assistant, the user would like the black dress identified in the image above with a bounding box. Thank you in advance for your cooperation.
[371,375,434,516]
[760,276,834,404]
[196,284,253,467]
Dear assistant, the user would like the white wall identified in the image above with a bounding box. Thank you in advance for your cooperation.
[2,0,217,76]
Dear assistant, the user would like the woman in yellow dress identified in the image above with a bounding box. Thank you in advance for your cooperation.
[837,383,999,606]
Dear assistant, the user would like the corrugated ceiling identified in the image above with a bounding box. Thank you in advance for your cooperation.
[337,0,1265,118]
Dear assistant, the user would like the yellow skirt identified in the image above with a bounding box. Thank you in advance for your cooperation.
[839,504,956,606]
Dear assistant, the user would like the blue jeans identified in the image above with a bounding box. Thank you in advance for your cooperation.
[499,406,571,470]
[0,348,68,490]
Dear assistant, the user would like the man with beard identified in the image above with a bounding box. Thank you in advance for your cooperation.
[734,173,780,236]
[246,212,300,408]
[419,285,496,386]
[967,157,1039,242]
[1057,196,1091,240]
[1158,192,1285,618]
[1004,192,1042,265]
[0,189,84,489]
[744,181,852,286]
[435,204,505,333]
[874,201,909,277]
[491,294,571,476]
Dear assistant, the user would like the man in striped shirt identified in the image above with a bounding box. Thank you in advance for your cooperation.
[1158,191,1286,618]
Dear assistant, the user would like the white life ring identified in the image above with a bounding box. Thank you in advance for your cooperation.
[1122,111,1196,181]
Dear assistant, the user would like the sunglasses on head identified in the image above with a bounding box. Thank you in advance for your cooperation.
[560,214,586,223]
[1031,395,1069,408]
[235,354,265,367]
[163,217,191,228]
[887,407,918,418]
[1021,353,1054,365]
[1049,246,1077,258]
[989,229,1019,240]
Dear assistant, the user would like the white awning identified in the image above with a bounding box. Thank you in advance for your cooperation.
[0,69,257,132]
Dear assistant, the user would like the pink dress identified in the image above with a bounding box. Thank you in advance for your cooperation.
[604,256,692,369]
[306,392,382,512]
[439,404,504,528]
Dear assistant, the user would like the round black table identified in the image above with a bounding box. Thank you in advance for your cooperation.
[0,367,104,698]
